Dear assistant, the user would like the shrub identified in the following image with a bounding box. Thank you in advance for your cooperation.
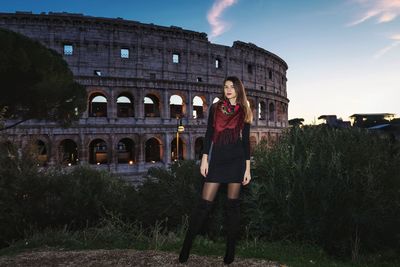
[0,140,131,247]
[133,160,204,229]
[244,126,400,259]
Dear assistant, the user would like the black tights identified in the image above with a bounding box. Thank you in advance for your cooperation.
[201,182,241,201]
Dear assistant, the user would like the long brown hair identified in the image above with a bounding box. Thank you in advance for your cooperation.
[220,76,253,123]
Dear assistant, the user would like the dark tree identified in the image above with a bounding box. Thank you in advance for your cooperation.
[0,28,86,130]
[289,118,304,127]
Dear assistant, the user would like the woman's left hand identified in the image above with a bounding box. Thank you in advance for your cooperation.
[242,169,251,185]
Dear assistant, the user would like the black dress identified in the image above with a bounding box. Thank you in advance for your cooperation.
[202,103,251,183]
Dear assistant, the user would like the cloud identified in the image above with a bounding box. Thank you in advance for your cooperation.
[349,1,400,58]
[207,0,237,39]
[348,0,400,26]
[374,34,400,58]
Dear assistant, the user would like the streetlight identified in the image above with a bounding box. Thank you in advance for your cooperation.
[176,116,184,160]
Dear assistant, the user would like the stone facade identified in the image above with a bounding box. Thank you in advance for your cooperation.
[0,12,289,183]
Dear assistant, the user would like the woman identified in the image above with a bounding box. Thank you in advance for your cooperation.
[179,76,252,264]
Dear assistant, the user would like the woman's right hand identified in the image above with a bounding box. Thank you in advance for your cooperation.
[200,155,209,177]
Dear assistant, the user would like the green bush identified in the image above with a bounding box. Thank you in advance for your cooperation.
[133,160,204,229]
[0,141,131,248]
[244,126,400,259]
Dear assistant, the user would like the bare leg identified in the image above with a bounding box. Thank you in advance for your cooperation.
[202,182,220,201]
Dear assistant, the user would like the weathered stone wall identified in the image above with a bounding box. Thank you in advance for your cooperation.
[0,12,289,183]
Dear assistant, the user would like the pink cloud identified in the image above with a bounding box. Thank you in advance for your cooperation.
[207,0,238,39]
[349,0,400,58]
[374,34,400,58]
[349,0,400,26]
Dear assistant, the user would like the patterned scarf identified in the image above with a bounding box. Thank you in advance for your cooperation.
[212,100,244,145]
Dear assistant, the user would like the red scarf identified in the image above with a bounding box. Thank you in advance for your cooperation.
[212,101,244,145]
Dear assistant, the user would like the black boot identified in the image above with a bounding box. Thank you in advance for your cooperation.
[179,198,213,263]
[223,198,240,265]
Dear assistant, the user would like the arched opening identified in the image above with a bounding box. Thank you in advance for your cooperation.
[170,94,184,118]
[144,94,160,117]
[250,136,257,154]
[117,94,134,117]
[36,140,48,165]
[59,139,78,165]
[259,101,266,120]
[192,96,204,119]
[117,138,135,164]
[277,102,283,122]
[212,97,220,104]
[269,102,275,122]
[171,137,185,160]
[89,139,108,164]
[145,137,161,162]
[89,93,108,117]
[194,137,204,160]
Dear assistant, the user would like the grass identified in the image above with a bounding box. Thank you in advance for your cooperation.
[1,217,399,267]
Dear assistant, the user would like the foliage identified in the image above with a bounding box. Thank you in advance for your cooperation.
[0,140,130,247]
[2,216,399,267]
[133,161,205,229]
[244,126,400,259]
[288,118,304,127]
[1,126,400,263]
[0,28,86,127]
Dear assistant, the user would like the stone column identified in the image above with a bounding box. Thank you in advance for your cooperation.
[108,88,116,119]
[255,97,260,126]
[138,134,145,163]
[79,132,88,164]
[164,132,171,164]
[188,132,194,160]
[137,134,146,172]
[107,134,114,171]
[137,88,144,119]
[163,89,170,120]
[48,134,56,166]
[186,90,193,120]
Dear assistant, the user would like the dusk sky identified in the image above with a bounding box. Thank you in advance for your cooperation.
[1,0,399,124]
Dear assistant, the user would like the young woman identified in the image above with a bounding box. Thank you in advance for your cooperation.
[179,76,252,264]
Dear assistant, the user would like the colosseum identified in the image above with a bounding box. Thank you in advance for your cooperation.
[0,12,289,183]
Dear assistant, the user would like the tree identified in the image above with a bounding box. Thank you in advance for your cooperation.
[288,118,304,127]
[0,28,87,130]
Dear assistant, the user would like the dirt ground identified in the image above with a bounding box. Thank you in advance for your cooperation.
[0,249,283,267]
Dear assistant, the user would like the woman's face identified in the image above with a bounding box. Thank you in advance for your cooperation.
[224,80,237,102]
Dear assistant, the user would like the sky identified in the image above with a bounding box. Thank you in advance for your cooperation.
[1,0,400,124]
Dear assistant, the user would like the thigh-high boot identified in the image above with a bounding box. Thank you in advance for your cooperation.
[179,199,213,263]
[223,198,240,264]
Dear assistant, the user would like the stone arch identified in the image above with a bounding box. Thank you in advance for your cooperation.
[35,139,49,165]
[59,139,78,165]
[194,137,204,160]
[247,98,256,121]
[89,92,108,117]
[269,102,275,122]
[89,138,108,164]
[192,95,206,119]
[117,92,134,117]
[145,137,162,162]
[117,137,136,164]
[171,136,186,160]
[144,93,161,117]
[259,101,266,120]
[170,94,185,119]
